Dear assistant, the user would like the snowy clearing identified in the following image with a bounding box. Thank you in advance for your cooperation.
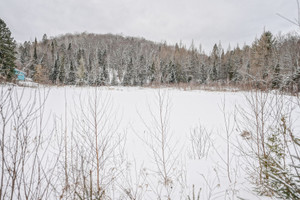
[1,85,300,199]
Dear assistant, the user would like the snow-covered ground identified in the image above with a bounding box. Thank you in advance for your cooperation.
[3,85,300,199]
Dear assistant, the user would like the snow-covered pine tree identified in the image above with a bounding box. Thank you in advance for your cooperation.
[137,55,147,86]
[50,55,59,84]
[262,117,300,199]
[58,55,66,84]
[167,61,177,84]
[0,18,16,81]
[33,37,38,63]
[199,64,207,84]
[28,37,38,78]
[67,61,76,85]
[148,61,156,84]
[19,41,31,69]
[293,67,300,92]
[123,58,133,86]
[271,64,281,89]
[101,50,109,85]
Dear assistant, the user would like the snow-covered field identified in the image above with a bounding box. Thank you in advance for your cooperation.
[2,85,300,199]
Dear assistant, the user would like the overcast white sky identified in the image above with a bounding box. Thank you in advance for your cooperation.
[0,0,299,52]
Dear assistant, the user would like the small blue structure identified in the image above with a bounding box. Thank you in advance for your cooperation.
[14,69,26,81]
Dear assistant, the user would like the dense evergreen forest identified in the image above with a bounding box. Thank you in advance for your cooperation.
[10,30,300,92]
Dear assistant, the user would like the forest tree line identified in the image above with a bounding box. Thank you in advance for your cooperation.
[13,31,300,92]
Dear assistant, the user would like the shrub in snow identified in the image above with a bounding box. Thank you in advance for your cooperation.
[260,117,300,199]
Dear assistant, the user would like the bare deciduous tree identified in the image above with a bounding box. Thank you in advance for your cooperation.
[0,86,60,200]
[138,90,182,200]
[57,87,125,199]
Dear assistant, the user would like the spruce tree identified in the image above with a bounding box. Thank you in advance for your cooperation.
[99,50,108,85]
[50,56,59,84]
[95,49,102,85]
[210,44,220,82]
[123,58,133,86]
[219,51,227,81]
[58,56,66,84]
[168,61,177,84]
[188,42,198,82]
[199,64,207,84]
[51,41,55,62]
[42,34,48,45]
[137,55,146,85]
[227,59,234,81]
[272,64,281,89]
[293,67,300,92]
[0,18,16,81]
[27,37,38,78]
[19,41,30,68]
[68,61,76,85]
[102,50,108,80]
[33,37,38,62]
[210,63,218,82]
[148,61,156,83]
